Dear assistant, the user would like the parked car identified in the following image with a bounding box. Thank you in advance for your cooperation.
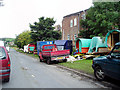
[92,42,120,81]
[39,44,70,64]
[0,46,11,82]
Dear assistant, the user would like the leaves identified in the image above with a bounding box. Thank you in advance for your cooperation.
[14,30,33,49]
[30,17,61,43]
[79,2,120,38]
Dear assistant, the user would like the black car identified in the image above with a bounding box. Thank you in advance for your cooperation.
[92,42,120,81]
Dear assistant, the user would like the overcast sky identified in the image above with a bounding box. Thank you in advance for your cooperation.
[0,0,93,38]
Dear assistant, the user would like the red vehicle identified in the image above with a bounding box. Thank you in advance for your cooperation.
[28,44,36,53]
[0,46,11,82]
[39,44,70,64]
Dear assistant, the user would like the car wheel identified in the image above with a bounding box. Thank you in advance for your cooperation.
[94,66,105,81]
[39,56,42,62]
[3,78,10,82]
[47,59,51,65]
[63,59,67,62]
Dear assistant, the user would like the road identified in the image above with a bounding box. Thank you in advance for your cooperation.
[2,48,105,88]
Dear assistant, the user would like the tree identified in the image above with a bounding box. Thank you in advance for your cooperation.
[30,17,61,43]
[14,30,33,48]
[79,2,120,38]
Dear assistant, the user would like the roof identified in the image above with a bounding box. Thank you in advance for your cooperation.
[88,37,106,53]
[76,38,91,47]
[54,40,72,46]
[63,9,88,18]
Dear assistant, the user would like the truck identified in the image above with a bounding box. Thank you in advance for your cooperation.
[37,41,53,55]
[39,44,70,64]
[92,42,120,81]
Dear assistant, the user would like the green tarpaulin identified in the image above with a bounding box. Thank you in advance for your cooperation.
[88,37,106,53]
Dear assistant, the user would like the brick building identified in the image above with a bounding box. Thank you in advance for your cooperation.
[62,10,87,46]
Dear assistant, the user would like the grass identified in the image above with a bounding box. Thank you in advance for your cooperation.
[59,59,94,75]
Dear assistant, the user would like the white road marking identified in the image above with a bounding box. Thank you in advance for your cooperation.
[32,75,35,77]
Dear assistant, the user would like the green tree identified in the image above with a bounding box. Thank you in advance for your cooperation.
[14,30,33,48]
[30,17,61,43]
[79,2,120,38]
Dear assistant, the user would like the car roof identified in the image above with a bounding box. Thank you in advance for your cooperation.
[115,42,120,46]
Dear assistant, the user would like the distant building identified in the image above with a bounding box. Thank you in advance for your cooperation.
[54,25,62,32]
[62,9,87,46]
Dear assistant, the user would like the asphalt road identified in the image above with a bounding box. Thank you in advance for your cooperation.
[2,48,105,88]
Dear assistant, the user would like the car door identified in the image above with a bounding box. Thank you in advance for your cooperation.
[105,45,120,80]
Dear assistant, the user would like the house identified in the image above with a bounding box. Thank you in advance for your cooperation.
[54,25,62,32]
[62,9,88,46]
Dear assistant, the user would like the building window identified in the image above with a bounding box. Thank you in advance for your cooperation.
[81,13,86,20]
[70,20,73,27]
[81,11,86,20]
[68,34,70,40]
[74,34,77,40]
[74,18,77,26]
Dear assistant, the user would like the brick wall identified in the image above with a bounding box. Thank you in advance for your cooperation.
[62,10,87,46]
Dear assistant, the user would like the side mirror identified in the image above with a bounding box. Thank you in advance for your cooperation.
[107,55,111,59]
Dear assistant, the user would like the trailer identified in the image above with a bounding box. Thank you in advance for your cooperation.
[28,44,36,53]
[54,40,73,54]
[75,38,91,53]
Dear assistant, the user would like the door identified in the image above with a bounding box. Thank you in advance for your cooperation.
[105,45,120,80]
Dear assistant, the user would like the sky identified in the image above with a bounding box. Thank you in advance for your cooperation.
[0,0,93,38]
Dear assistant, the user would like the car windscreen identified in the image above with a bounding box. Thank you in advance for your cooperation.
[0,47,6,60]
[57,46,64,50]
[44,46,55,50]
[111,45,120,58]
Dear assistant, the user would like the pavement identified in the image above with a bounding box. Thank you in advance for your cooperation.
[55,64,120,89]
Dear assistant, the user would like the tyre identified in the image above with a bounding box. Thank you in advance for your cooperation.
[39,56,42,62]
[47,59,51,65]
[63,59,67,62]
[94,66,106,81]
[3,78,10,82]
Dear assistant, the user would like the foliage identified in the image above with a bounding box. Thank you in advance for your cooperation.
[30,17,61,43]
[79,2,120,38]
[0,38,15,45]
[59,59,94,75]
[14,30,33,49]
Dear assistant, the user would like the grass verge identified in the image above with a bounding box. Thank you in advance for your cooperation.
[59,59,94,75]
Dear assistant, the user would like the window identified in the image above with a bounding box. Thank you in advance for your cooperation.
[0,47,6,60]
[57,46,64,50]
[68,34,70,40]
[74,34,77,40]
[111,45,120,58]
[81,12,86,20]
[74,18,77,26]
[70,20,73,27]
[44,46,55,50]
